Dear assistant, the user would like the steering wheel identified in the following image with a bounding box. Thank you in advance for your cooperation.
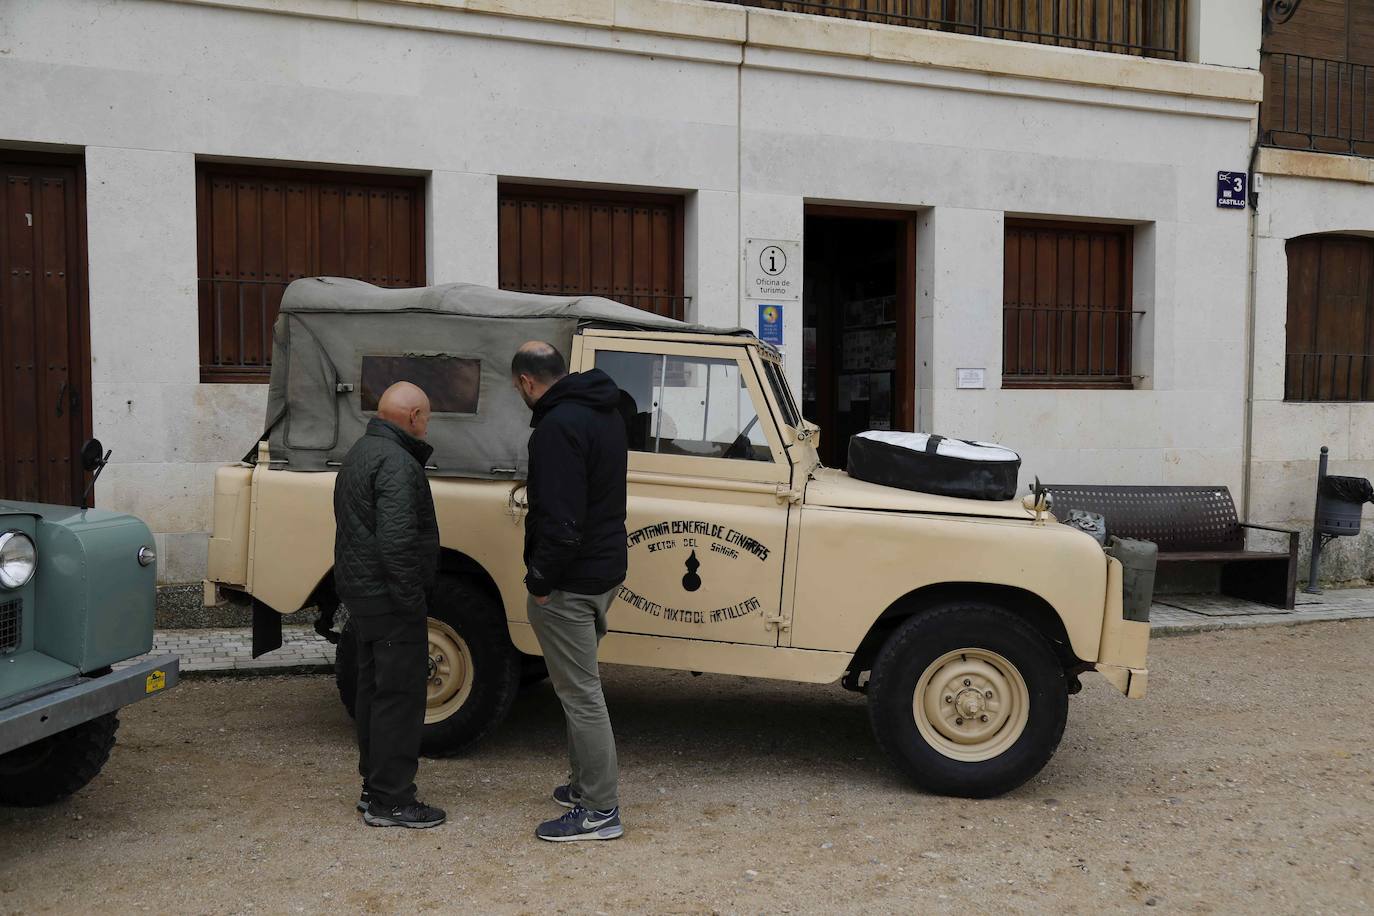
[723,415,762,460]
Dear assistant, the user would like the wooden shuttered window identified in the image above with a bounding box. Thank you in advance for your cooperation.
[497,184,686,321]
[1285,234,1374,402]
[196,165,425,383]
[1003,220,1136,389]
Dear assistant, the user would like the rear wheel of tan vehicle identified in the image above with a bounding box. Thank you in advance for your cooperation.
[867,603,1067,798]
[0,712,119,806]
[334,574,521,756]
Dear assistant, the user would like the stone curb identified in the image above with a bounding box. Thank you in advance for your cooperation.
[1150,609,1374,637]
[179,664,336,679]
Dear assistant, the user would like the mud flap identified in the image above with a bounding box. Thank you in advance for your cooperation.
[252,599,283,658]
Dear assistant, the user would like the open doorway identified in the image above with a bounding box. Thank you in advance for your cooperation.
[802,207,916,468]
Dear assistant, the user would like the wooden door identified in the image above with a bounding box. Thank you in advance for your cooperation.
[0,155,90,506]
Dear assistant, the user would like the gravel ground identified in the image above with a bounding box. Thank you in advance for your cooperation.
[2,621,1371,915]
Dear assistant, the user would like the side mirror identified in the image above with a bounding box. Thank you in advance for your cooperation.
[80,439,106,472]
[79,439,112,510]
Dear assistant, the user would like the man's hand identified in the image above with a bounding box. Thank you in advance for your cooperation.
[533,594,550,606]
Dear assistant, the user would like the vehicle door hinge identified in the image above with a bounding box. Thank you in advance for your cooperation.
[775,485,802,504]
[763,613,791,632]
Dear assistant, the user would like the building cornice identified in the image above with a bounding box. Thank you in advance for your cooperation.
[170,0,1264,105]
[1256,147,1374,186]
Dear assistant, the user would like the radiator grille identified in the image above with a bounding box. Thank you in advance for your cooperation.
[0,600,19,654]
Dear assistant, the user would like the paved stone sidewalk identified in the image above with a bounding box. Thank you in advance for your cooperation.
[122,626,336,674]
[125,587,1374,675]
[1148,586,1374,635]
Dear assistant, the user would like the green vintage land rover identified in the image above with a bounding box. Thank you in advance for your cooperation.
[0,441,179,806]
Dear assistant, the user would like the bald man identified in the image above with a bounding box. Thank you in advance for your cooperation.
[333,381,446,829]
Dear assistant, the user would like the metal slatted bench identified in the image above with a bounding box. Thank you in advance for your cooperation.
[1043,485,1299,610]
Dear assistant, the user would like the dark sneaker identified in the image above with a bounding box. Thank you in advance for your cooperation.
[356,787,371,813]
[552,784,582,809]
[363,801,447,829]
[536,805,623,842]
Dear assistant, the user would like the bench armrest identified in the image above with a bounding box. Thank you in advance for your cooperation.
[1240,522,1299,535]
[1240,523,1299,558]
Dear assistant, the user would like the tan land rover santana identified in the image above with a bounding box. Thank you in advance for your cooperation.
[205,277,1149,798]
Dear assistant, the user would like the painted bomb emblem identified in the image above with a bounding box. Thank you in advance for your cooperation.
[619,520,771,626]
[682,550,702,592]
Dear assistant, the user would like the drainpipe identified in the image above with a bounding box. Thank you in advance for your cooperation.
[1240,135,1262,522]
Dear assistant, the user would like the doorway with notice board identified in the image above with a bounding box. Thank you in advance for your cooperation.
[802,207,916,468]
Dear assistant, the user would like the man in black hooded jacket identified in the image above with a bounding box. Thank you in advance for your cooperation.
[512,341,628,842]
[332,381,445,829]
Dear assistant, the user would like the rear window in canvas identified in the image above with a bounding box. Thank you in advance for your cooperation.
[360,355,481,415]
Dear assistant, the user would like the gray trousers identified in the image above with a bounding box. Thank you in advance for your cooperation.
[526,588,620,812]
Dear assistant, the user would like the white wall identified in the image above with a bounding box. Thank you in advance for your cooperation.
[1187,0,1263,69]
[1250,173,1374,583]
[1,0,1259,581]
[738,52,1255,494]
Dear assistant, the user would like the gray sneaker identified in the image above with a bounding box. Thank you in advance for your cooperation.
[356,787,370,813]
[536,805,623,842]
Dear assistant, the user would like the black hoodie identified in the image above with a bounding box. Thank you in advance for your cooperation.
[523,368,629,598]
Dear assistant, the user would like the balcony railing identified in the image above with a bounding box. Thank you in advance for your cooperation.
[1261,52,1374,158]
[712,0,1185,60]
[1002,304,1144,388]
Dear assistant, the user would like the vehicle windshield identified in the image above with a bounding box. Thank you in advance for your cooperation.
[760,357,802,430]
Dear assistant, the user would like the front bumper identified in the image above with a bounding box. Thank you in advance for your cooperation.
[0,655,179,755]
[1094,557,1150,698]
[1094,663,1148,699]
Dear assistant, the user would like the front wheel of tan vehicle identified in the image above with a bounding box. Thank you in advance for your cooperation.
[867,603,1068,798]
[335,574,522,757]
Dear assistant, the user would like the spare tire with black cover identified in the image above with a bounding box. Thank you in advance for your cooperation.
[848,432,1020,501]
[334,573,521,756]
[867,602,1067,798]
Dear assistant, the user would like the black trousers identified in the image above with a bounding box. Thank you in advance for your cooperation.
[354,611,428,808]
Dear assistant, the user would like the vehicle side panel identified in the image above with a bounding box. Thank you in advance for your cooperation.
[790,506,1107,662]
[244,463,530,628]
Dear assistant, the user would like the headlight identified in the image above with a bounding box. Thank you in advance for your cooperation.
[0,531,36,590]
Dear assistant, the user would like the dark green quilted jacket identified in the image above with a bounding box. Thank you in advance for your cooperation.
[332,418,439,617]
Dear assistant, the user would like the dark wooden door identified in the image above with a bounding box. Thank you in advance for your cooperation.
[0,156,89,506]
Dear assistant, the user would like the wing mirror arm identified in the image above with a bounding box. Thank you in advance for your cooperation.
[79,438,112,511]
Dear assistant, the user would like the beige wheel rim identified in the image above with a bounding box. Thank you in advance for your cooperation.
[913,648,1030,763]
[425,618,474,724]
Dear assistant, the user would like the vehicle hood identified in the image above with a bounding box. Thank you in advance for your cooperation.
[0,500,139,527]
[803,467,1035,521]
